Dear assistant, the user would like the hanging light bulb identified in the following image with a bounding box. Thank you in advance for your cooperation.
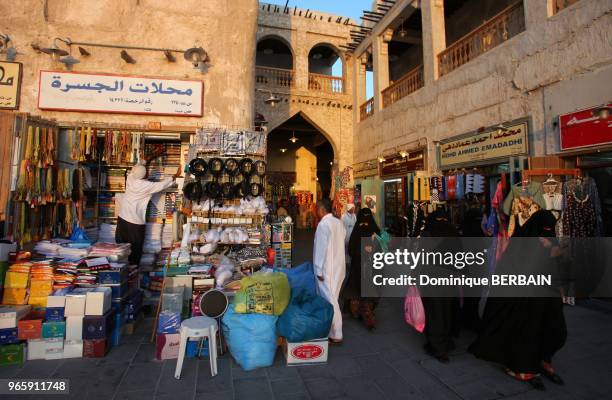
[378,156,385,163]
[399,150,408,158]
[289,131,298,143]
[398,18,407,38]
[280,148,287,153]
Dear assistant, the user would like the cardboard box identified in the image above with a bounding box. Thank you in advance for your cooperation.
[44,338,64,360]
[0,327,19,344]
[0,343,24,366]
[82,309,114,340]
[27,339,47,360]
[85,287,112,316]
[63,340,83,359]
[64,294,86,316]
[42,321,66,338]
[155,333,181,360]
[282,337,329,366]
[47,295,66,308]
[100,282,129,299]
[0,305,31,329]
[65,316,84,340]
[83,338,109,358]
[97,267,128,284]
[45,307,65,322]
[18,311,45,340]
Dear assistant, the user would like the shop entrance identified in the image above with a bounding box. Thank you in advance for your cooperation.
[578,152,612,236]
[265,113,334,231]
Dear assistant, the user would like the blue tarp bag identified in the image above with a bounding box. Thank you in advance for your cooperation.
[277,289,333,342]
[222,304,278,371]
[274,262,317,295]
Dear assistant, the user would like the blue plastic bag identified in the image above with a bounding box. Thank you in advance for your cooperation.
[222,304,278,371]
[157,311,181,334]
[69,224,91,243]
[277,289,333,342]
[274,262,317,295]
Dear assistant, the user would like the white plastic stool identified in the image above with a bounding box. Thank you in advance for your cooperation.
[174,316,218,379]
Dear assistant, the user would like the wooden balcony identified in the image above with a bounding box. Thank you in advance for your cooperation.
[360,98,374,121]
[438,1,525,77]
[308,73,345,94]
[382,66,424,108]
[255,66,294,88]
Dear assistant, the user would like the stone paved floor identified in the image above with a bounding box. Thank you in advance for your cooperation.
[1,299,611,400]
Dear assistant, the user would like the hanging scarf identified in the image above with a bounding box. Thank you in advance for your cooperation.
[33,126,41,167]
[23,125,33,163]
[85,126,92,156]
[47,126,55,166]
[70,129,79,161]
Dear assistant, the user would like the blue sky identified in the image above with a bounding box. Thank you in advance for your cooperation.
[262,0,373,21]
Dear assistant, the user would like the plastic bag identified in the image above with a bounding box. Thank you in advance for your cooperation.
[404,285,425,333]
[69,225,91,243]
[157,311,181,334]
[222,304,278,371]
[277,289,333,342]
[375,230,391,252]
[273,262,317,295]
[234,271,290,315]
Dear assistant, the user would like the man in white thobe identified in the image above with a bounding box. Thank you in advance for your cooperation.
[313,199,346,343]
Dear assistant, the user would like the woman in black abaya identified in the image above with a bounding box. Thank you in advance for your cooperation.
[469,210,566,390]
[343,208,381,330]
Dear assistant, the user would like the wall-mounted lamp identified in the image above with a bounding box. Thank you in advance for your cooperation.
[378,156,385,163]
[257,88,280,107]
[0,33,17,61]
[59,55,80,70]
[40,38,69,61]
[593,105,611,120]
[184,46,210,72]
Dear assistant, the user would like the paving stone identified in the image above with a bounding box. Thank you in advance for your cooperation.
[132,342,157,364]
[155,390,195,400]
[196,357,233,394]
[195,391,233,400]
[354,354,400,380]
[303,377,347,400]
[450,379,505,400]
[14,359,62,378]
[274,393,311,400]
[114,389,155,400]
[0,363,22,378]
[233,377,273,400]
[116,362,162,393]
[266,363,301,380]
[156,358,197,397]
[98,342,140,365]
[373,376,422,399]
[297,364,335,380]
[270,377,307,395]
[338,375,386,400]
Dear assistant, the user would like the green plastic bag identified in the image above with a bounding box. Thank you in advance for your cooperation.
[375,230,391,252]
[234,271,290,316]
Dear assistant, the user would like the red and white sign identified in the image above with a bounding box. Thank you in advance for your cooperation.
[283,337,328,366]
[559,103,612,151]
[38,70,203,117]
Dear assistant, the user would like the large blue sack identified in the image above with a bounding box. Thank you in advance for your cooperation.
[277,289,333,342]
[222,304,278,371]
[274,262,317,295]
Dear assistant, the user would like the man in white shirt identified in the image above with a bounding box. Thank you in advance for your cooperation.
[116,162,179,265]
[313,199,346,343]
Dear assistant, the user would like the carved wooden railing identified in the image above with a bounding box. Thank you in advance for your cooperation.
[360,97,374,121]
[382,65,424,108]
[255,66,294,87]
[438,1,525,77]
[308,73,345,94]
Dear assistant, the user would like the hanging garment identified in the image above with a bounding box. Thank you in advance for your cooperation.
[446,175,456,200]
[455,173,465,200]
[413,176,431,202]
[430,176,441,202]
[502,182,546,237]
[562,177,603,237]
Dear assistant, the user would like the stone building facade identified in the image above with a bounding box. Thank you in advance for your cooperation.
[352,0,612,169]
[0,0,259,127]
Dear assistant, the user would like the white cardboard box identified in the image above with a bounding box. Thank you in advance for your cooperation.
[44,338,64,360]
[47,295,66,308]
[65,316,84,340]
[283,337,329,366]
[27,339,47,360]
[63,340,83,358]
[85,287,112,316]
[64,294,86,316]
[0,305,31,329]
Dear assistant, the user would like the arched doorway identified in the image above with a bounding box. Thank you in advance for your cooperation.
[265,113,335,231]
[308,44,344,94]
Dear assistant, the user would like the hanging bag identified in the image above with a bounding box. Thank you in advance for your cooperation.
[404,285,426,333]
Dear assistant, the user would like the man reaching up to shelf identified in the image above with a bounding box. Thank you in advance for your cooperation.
[313,198,346,344]
[116,157,182,266]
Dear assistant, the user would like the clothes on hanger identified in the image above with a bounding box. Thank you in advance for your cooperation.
[502,180,545,237]
[562,177,603,237]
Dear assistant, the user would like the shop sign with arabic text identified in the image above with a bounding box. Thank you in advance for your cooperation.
[0,61,22,110]
[439,121,528,167]
[38,70,203,116]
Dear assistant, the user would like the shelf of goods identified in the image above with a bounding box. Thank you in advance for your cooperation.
[271,222,293,268]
